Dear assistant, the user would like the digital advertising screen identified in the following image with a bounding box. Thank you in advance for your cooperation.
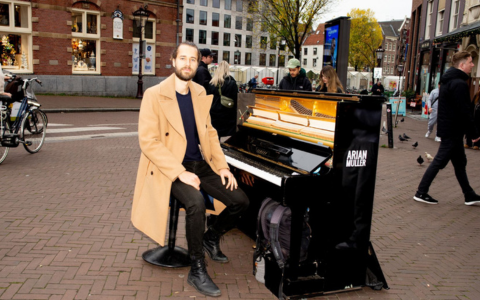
[323,24,339,69]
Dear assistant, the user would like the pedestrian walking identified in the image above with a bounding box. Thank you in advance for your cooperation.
[131,42,249,297]
[207,61,238,141]
[425,82,441,142]
[413,51,480,206]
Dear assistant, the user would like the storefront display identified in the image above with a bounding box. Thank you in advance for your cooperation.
[72,38,97,71]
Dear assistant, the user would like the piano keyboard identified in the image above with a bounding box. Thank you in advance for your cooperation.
[223,150,292,186]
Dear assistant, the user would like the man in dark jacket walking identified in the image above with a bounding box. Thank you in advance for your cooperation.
[193,48,215,91]
[413,51,480,206]
[279,58,312,91]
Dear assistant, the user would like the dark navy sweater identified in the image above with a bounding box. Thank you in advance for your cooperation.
[176,91,203,162]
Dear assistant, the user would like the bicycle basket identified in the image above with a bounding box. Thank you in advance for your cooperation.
[25,81,36,100]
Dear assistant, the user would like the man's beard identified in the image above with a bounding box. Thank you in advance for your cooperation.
[175,66,197,81]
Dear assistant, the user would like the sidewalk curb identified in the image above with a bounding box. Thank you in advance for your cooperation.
[43,108,140,113]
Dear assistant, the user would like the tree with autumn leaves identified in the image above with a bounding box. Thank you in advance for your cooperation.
[347,8,383,73]
[250,0,331,59]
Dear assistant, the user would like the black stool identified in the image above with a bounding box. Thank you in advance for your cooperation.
[142,191,216,268]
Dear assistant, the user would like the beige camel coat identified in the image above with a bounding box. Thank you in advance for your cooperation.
[132,74,229,245]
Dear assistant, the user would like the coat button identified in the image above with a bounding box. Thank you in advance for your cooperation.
[151,171,153,175]
[205,125,207,128]
[166,132,169,136]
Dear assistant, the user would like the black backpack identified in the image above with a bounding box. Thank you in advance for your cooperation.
[254,198,311,269]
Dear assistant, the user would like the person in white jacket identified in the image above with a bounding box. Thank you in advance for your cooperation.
[426,82,441,142]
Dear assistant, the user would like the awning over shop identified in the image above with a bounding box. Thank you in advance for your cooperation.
[434,21,480,43]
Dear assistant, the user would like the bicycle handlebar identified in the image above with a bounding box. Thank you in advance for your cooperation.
[22,77,41,90]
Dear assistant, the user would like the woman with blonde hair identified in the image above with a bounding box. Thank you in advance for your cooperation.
[207,60,238,140]
[316,65,344,93]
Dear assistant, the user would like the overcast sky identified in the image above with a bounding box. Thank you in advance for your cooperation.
[316,0,413,24]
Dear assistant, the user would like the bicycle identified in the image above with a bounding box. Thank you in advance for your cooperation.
[0,77,48,164]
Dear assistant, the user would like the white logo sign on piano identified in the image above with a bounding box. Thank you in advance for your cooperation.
[346,150,367,167]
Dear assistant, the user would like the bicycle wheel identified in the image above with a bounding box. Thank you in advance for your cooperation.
[21,109,46,153]
[0,145,8,164]
[0,119,11,164]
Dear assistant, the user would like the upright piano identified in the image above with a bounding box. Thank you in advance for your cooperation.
[221,89,389,298]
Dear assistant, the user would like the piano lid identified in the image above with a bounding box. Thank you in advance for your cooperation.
[224,125,331,175]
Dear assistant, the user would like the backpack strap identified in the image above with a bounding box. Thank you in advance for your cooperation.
[217,85,222,96]
[269,205,288,269]
[257,198,273,240]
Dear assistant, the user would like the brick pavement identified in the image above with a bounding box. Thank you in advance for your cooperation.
[1,104,480,299]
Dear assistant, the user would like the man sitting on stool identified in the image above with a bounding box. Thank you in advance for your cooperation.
[131,41,249,297]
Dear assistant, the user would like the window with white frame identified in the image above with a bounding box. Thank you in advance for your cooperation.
[0,0,32,72]
[436,10,444,36]
[425,1,433,40]
[72,9,100,74]
[132,19,156,75]
[449,0,459,32]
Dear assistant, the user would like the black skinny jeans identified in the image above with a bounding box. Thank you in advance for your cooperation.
[417,137,473,195]
[171,160,249,258]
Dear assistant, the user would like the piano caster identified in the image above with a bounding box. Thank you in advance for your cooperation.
[142,246,191,268]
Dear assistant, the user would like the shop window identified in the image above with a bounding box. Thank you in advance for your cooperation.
[260,36,267,49]
[235,16,242,30]
[245,53,251,65]
[224,14,231,28]
[259,53,266,66]
[199,11,207,25]
[246,18,253,31]
[223,32,230,46]
[186,9,194,24]
[236,0,242,12]
[0,1,32,73]
[211,50,218,63]
[72,9,100,74]
[234,51,241,64]
[186,28,194,42]
[223,51,230,64]
[235,34,241,47]
[212,31,219,45]
[199,30,206,44]
[212,13,219,27]
[269,54,276,66]
[246,35,252,48]
[270,37,276,50]
[131,17,155,75]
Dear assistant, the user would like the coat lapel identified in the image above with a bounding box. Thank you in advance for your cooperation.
[189,81,213,139]
[157,74,186,140]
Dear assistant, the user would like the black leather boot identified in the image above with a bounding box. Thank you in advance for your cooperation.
[187,257,221,297]
[203,227,229,263]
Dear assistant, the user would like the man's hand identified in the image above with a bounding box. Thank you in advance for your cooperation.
[219,169,238,191]
[429,108,433,113]
[178,171,201,190]
[473,137,480,143]
[1,92,11,97]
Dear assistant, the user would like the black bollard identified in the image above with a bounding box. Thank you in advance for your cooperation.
[386,103,394,148]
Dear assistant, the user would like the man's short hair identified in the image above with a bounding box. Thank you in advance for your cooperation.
[171,42,201,61]
[452,51,472,68]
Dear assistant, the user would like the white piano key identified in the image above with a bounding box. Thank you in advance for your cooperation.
[224,155,282,186]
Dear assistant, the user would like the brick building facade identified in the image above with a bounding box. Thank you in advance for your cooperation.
[0,0,180,96]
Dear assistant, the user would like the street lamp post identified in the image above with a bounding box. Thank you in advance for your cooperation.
[397,64,404,95]
[133,5,149,99]
[276,39,286,88]
[374,46,385,88]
